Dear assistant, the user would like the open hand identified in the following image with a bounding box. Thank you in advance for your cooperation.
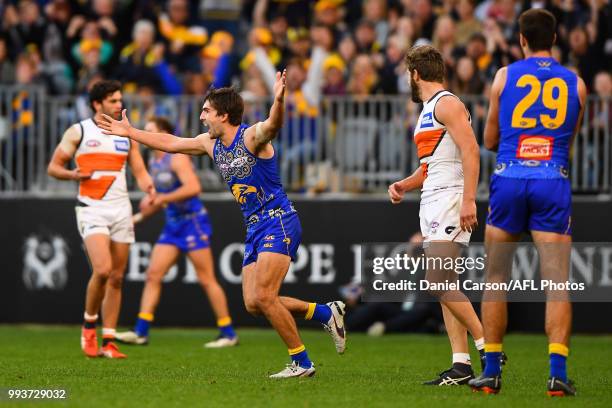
[99,109,132,137]
[273,70,287,102]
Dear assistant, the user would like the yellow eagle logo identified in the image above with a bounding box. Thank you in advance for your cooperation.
[232,184,257,204]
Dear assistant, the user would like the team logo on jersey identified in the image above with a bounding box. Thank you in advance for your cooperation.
[86,140,101,148]
[231,184,257,204]
[516,135,554,160]
[22,234,69,291]
[114,139,129,152]
[420,112,434,128]
[536,60,552,70]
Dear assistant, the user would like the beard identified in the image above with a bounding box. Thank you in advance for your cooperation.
[410,76,421,103]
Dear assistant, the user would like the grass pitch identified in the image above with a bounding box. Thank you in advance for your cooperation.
[1,325,610,407]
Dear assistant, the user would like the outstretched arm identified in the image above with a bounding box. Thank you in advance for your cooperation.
[98,110,211,156]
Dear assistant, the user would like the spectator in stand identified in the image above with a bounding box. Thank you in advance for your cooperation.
[450,56,484,97]
[354,20,382,53]
[395,16,416,47]
[592,71,612,132]
[313,0,347,42]
[2,1,47,57]
[158,0,207,72]
[347,54,381,100]
[465,32,499,83]
[286,27,311,61]
[431,15,457,72]
[567,24,604,90]
[363,0,390,46]
[379,34,409,95]
[411,0,437,41]
[454,0,483,47]
[115,19,181,95]
[75,40,103,94]
[338,34,358,70]
[0,36,15,83]
[322,53,347,96]
[71,21,113,72]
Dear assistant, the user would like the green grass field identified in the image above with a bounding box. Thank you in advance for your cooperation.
[1,326,610,407]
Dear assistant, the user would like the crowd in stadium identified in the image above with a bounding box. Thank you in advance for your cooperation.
[1,0,611,103]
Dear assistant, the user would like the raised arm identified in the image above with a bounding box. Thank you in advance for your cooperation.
[484,66,507,151]
[47,124,91,181]
[245,70,286,153]
[436,96,480,232]
[98,110,211,156]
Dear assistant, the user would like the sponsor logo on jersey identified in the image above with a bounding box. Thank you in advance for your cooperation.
[230,157,249,167]
[516,135,554,160]
[114,139,129,152]
[86,140,101,148]
[420,112,434,128]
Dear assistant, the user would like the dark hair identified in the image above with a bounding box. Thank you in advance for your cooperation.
[147,116,174,133]
[519,9,557,52]
[203,87,244,126]
[404,45,445,83]
[89,79,121,111]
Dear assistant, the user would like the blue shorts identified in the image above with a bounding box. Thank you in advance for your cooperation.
[487,175,572,235]
[157,213,212,252]
[243,211,302,266]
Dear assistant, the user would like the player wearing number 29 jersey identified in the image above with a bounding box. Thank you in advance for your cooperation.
[487,55,582,234]
[470,9,587,397]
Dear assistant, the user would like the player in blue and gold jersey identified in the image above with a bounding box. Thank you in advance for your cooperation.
[99,72,347,379]
[469,9,587,396]
[114,117,238,349]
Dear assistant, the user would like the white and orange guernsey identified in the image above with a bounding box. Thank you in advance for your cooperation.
[69,118,134,243]
[414,90,468,200]
[75,118,131,206]
[414,90,471,245]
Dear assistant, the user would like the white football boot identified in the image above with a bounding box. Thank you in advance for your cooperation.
[115,330,148,345]
[323,301,346,354]
[204,336,239,348]
[269,361,316,379]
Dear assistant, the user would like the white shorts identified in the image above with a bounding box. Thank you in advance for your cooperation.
[75,202,134,243]
[419,191,471,246]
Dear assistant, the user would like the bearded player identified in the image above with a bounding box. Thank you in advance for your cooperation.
[389,45,491,385]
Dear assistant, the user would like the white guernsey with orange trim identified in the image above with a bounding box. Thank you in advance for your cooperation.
[72,118,134,242]
[414,90,471,245]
